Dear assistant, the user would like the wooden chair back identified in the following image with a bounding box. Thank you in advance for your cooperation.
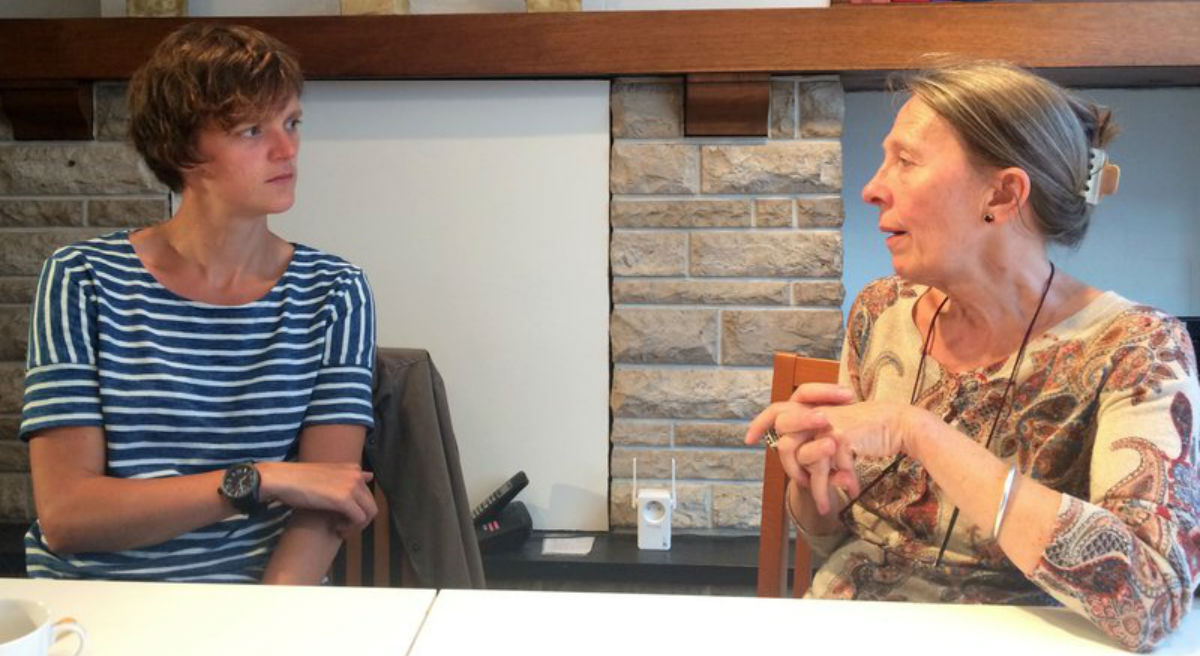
[756,353,840,598]
[333,482,416,587]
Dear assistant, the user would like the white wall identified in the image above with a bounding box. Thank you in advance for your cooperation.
[272,81,611,530]
[842,88,1200,318]
[186,0,340,15]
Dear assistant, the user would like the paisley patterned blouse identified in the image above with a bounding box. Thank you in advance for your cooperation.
[805,276,1200,651]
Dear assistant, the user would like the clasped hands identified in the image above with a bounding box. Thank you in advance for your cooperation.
[745,383,915,515]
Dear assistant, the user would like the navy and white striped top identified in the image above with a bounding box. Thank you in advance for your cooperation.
[20,230,376,582]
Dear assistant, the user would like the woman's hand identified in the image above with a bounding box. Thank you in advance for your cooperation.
[816,401,923,460]
[746,383,859,515]
[257,462,378,535]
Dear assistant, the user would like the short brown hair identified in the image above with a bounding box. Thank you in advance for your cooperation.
[900,58,1119,248]
[127,23,304,193]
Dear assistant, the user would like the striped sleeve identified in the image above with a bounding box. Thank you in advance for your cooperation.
[21,248,102,440]
[304,267,375,428]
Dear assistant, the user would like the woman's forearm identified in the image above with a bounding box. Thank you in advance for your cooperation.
[261,510,344,585]
[260,423,370,584]
[35,469,237,554]
[905,410,1061,573]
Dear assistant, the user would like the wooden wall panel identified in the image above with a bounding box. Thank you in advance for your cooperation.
[0,3,1197,87]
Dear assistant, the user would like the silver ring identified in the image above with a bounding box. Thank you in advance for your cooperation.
[764,427,781,449]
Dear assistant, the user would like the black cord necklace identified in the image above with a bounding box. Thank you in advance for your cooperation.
[838,261,1057,567]
[932,261,1056,565]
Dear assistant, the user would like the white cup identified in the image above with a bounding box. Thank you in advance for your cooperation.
[0,600,86,656]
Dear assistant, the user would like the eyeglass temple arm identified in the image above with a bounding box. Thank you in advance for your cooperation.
[837,454,905,524]
[935,507,961,567]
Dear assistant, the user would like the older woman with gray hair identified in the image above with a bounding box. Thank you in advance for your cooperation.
[747,59,1198,651]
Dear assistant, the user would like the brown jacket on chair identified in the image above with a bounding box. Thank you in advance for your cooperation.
[365,348,486,589]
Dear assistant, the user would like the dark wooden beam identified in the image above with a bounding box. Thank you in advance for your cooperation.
[0,3,1197,88]
[0,83,93,140]
[685,73,769,137]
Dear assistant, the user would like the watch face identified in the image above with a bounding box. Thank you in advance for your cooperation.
[224,464,256,498]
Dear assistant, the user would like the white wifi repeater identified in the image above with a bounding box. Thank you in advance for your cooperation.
[631,457,676,551]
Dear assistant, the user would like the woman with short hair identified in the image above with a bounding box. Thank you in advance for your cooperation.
[23,23,377,584]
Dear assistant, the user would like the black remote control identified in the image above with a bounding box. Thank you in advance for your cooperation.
[471,471,529,527]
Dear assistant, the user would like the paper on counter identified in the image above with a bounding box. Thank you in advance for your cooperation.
[541,536,595,556]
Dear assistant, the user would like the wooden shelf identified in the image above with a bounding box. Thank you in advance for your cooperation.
[0,2,1198,89]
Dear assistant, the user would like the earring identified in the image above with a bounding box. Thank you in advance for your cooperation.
[984,214,995,223]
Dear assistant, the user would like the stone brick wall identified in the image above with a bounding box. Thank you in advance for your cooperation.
[0,85,169,526]
[608,77,845,532]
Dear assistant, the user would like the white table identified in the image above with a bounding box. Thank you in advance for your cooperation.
[0,577,436,655]
[5,580,1197,655]
[409,589,1200,656]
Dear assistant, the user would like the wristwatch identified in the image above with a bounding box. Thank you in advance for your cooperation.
[219,462,263,515]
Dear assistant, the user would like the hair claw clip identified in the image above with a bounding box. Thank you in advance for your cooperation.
[1082,147,1120,206]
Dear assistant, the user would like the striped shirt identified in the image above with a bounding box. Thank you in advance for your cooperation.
[20,230,376,582]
